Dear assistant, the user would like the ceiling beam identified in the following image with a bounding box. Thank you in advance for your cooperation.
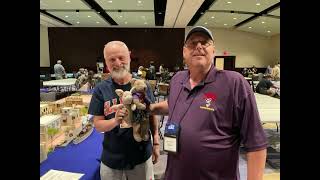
[82,0,117,25]
[154,0,167,26]
[234,2,280,28]
[40,10,72,25]
[187,0,216,26]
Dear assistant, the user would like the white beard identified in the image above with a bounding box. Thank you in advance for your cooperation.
[111,63,130,79]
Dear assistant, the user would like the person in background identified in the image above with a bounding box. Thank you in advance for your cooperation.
[54,60,66,80]
[256,74,279,97]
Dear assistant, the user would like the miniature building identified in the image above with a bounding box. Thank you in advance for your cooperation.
[40,104,52,117]
[61,107,81,127]
[40,114,62,145]
[74,105,88,116]
[40,143,47,163]
[65,96,83,107]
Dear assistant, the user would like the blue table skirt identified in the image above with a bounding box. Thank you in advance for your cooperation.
[40,128,104,180]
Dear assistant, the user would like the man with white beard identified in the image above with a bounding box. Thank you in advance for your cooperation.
[88,41,160,180]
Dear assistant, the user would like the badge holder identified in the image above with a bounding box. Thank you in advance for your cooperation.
[163,122,180,154]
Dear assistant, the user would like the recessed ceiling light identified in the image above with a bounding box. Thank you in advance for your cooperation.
[211,16,215,18]
[256,3,261,6]
[76,21,80,24]
[66,0,71,3]
[204,22,208,25]
[65,15,69,18]
[96,21,100,24]
[144,22,147,24]
[119,15,123,18]
[124,21,128,24]
[267,30,271,33]
[261,21,265,24]
[227,1,232,4]
[108,0,112,3]
[248,26,252,29]
[138,0,142,3]
[233,17,237,20]
[88,15,91,18]
[224,24,228,26]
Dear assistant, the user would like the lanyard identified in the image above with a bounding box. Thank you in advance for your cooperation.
[167,77,200,126]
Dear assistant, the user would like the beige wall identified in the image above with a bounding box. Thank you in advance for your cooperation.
[40,25,50,67]
[270,34,280,64]
[185,27,280,67]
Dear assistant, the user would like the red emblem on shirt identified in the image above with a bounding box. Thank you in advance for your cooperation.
[200,92,216,111]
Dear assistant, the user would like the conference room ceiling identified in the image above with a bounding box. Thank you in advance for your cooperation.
[40,0,280,36]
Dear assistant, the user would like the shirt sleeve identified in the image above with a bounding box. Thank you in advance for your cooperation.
[88,87,105,116]
[237,78,268,152]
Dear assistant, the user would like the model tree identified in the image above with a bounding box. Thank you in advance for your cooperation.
[47,127,59,152]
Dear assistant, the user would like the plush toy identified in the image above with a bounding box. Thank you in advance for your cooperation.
[130,78,151,142]
[110,89,135,128]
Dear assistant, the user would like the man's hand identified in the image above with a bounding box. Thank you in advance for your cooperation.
[152,144,160,164]
[114,105,126,125]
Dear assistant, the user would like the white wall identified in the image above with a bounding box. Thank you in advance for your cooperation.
[185,27,280,67]
[40,25,50,67]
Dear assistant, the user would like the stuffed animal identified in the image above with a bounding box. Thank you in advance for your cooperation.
[110,89,135,128]
[130,78,151,142]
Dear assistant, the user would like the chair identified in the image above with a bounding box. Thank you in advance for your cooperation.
[148,80,157,93]
[157,83,169,102]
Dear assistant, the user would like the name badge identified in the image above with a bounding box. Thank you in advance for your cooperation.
[164,122,180,153]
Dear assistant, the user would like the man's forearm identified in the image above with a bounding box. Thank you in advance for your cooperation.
[150,101,169,115]
[93,117,119,133]
[149,115,160,144]
[247,149,267,180]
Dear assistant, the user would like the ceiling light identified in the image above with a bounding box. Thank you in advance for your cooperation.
[76,21,80,24]
[227,1,232,4]
[65,15,69,18]
[267,30,271,33]
[138,0,142,3]
[66,0,71,3]
[233,17,237,20]
[256,3,260,6]
[119,15,123,18]
[96,21,100,24]
[261,21,265,24]
[88,15,91,18]
[224,24,228,26]
[144,22,147,24]
[248,26,252,29]
[125,22,128,24]
[108,0,112,3]
[211,16,215,18]
[141,16,145,18]
[204,22,208,25]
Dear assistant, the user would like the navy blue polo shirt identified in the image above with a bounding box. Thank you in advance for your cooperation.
[165,65,268,180]
[88,76,155,170]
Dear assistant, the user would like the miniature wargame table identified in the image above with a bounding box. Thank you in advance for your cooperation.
[43,78,77,92]
[40,128,103,180]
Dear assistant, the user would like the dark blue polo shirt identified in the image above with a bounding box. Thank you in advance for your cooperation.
[165,65,268,180]
[88,76,155,170]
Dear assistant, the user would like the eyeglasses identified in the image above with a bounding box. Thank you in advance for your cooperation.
[184,40,213,49]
